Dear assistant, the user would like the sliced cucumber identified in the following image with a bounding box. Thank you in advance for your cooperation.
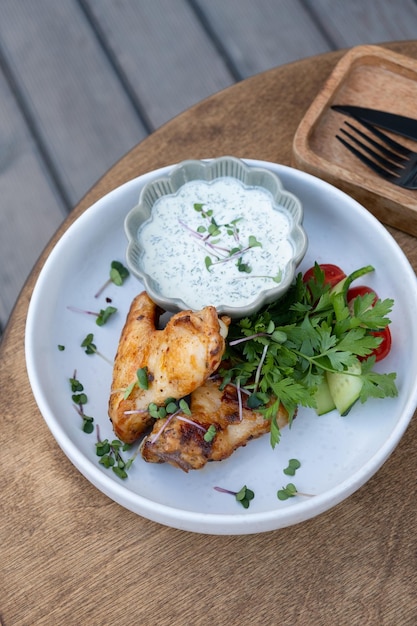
[314,377,336,415]
[326,363,363,416]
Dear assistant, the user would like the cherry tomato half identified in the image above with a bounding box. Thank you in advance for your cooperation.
[367,326,392,362]
[303,263,346,288]
[347,285,392,362]
[346,285,378,305]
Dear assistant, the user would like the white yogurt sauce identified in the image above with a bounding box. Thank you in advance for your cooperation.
[138,177,294,310]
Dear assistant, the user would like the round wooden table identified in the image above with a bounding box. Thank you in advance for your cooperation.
[2,42,417,626]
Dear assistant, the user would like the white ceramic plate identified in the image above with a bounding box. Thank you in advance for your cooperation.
[25,160,417,535]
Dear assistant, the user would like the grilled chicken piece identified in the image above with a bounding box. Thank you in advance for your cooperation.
[109,292,230,444]
[140,378,290,472]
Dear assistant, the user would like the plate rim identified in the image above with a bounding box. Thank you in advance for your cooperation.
[25,159,417,534]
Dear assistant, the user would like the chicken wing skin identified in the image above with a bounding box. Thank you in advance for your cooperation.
[140,378,290,472]
[108,291,229,443]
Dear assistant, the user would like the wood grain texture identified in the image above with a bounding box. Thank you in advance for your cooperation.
[2,42,417,626]
[2,0,417,332]
[0,0,148,206]
[82,0,235,128]
[0,64,66,325]
[305,0,417,45]
[293,45,417,236]
[192,0,331,77]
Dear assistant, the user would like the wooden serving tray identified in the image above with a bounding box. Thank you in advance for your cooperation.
[292,45,417,237]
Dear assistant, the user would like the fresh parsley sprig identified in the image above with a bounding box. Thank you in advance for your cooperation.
[222,265,398,448]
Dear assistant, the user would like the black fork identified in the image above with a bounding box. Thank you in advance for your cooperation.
[336,118,417,189]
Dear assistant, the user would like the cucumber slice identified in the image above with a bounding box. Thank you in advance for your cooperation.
[314,378,336,415]
[326,363,363,416]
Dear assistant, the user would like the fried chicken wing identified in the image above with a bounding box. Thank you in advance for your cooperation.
[109,292,229,443]
[140,378,290,472]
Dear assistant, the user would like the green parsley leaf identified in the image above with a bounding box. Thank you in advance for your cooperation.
[222,264,398,448]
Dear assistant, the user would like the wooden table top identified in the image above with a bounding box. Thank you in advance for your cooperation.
[2,42,417,626]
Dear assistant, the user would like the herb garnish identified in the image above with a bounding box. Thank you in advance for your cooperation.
[94,260,130,298]
[204,424,217,442]
[123,367,150,399]
[277,483,313,500]
[81,333,113,365]
[214,485,255,508]
[68,305,117,326]
[283,458,301,476]
[69,371,94,433]
[221,265,398,448]
[95,433,134,479]
[179,203,263,275]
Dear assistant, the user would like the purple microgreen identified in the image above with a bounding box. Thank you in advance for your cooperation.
[176,415,207,433]
[149,411,177,443]
[95,260,129,298]
[96,306,117,326]
[81,333,113,365]
[214,485,255,509]
[148,397,201,444]
[69,371,94,433]
[68,304,117,326]
[254,344,269,392]
[95,428,134,479]
[73,405,94,434]
[236,377,243,422]
[183,204,266,274]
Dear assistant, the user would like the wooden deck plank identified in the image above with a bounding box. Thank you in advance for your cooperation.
[192,0,332,77]
[0,61,68,328]
[2,0,417,335]
[81,0,236,130]
[305,0,417,45]
[0,0,149,208]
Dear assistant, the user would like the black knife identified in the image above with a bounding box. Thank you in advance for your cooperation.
[331,104,417,141]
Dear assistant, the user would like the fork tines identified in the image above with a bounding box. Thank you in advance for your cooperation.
[336,117,417,189]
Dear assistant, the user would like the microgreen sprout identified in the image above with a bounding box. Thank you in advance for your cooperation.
[148,397,191,420]
[147,398,219,446]
[214,485,255,509]
[283,458,301,476]
[179,203,263,274]
[68,304,117,326]
[81,333,113,365]
[123,367,150,399]
[204,424,217,442]
[95,432,134,480]
[277,483,313,500]
[69,371,94,433]
[58,344,65,351]
[277,483,298,500]
[94,260,130,298]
